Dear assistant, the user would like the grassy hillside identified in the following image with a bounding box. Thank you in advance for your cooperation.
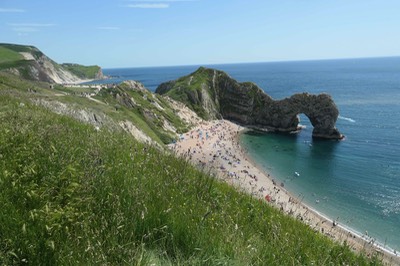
[61,63,102,79]
[0,43,102,82]
[0,80,381,264]
[0,45,33,79]
[0,46,24,64]
[0,43,42,58]
[0,73,189,145]
[156,67,217,119]
[0,43,63,82]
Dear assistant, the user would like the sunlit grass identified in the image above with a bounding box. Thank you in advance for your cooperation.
[0,95,381,265]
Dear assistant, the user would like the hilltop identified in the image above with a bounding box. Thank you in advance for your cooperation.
[0,43,104,83]
[61,63,104,80]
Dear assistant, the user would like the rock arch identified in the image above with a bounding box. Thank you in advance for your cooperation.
[220,90,344,139]
[156,67,344,140]
[253,93,344,139]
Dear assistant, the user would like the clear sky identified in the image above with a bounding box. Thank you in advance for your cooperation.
[1,0,400,68]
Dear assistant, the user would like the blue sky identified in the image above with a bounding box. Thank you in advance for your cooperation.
[1,0,400,68]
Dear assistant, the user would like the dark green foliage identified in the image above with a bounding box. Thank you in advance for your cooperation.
[0,96,381,265]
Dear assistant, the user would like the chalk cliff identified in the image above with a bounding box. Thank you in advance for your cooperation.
[156,67,343,139]
[0,43,103,84]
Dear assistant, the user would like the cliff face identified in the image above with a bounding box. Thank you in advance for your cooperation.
[0,43,102,84]
[156,67,343,139]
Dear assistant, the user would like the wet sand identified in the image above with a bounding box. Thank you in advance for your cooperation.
[169,119,400,265]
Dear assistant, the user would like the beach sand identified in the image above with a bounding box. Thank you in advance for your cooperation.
[170,119,400,265]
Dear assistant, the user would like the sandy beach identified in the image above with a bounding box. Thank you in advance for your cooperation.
[170,119,400,265]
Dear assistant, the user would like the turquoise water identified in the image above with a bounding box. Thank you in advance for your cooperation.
[232,58,400,252]
[94,57,400,252]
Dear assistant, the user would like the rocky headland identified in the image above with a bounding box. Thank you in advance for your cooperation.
[0,43,104,84]
[156,67,343,139]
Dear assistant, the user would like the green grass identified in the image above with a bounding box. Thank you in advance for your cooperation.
[0,73,188,145]
[0,43,42,58]
[95,84,183,144]
[53,84,97,94]
[157,67,279,122]
[157,67,220,120]
[61,63,101,79]
[0,46,24,64]
[0,44,100,82]
[0,95,382,265]
[0,72,50,93]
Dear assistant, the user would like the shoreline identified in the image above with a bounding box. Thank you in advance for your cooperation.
[240,134,399,259]
[170,119,400,265]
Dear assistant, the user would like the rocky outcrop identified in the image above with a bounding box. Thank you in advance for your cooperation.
[95,68,104,80]
[31,98,116,129]
[156,67,343,139]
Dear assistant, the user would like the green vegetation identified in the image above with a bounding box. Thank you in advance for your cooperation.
[0,44,46,81]
[0,46,24,64]
[0,73,189,145]
[0,94,381,265]
[0,72,50,93]
[61,63,102,79]
[53,84,96,94]
[0,43,43,60]
[0,45,33,79]
[0,44,102,82]
[94,82,188,144]
[157,67,216,120]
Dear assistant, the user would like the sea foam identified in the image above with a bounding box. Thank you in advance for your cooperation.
[338,115,356,123]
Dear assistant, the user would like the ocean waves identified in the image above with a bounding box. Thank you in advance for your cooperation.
[338,115,356,123]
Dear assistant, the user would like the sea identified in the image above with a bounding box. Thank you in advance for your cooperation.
[86,57,400,253]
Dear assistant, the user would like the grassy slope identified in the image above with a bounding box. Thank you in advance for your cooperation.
[0,46,24,64]
[0,43,38,54]
[95,83,187,144]
[0,44,100,81]
[0,81,381,265]
[61,64,101,79]
[0,46,32,79]
[0,73,186,145]
[0,44,56,81]
[160,67,213,119]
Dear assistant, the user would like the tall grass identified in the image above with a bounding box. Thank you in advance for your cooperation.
[0,96,381,265]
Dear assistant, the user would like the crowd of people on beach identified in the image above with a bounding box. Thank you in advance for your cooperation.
[169,119,399,262]
[172,120,315,220]
[172,120,264,194]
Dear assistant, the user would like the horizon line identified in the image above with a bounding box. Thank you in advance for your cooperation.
[102,55,400,69]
